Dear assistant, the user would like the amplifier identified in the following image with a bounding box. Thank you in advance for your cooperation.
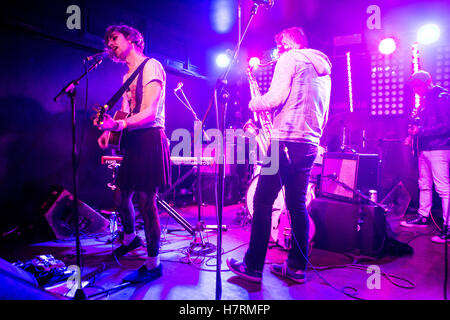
[319,152,379,202]
[310,197,387,256]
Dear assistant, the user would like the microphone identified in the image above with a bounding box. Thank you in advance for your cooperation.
[174,82,184,92]
[84,52,108,62]
[324,172,338,180]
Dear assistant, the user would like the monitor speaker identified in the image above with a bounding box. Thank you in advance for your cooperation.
[41,187,109,239]
[310,197,387,256]
[320,152,379,202]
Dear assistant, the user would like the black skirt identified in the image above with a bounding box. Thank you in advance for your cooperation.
[117,127,171,192]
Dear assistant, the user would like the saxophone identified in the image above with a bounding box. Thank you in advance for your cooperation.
[243,64,274,157]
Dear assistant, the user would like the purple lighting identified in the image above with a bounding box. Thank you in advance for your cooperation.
[417,24,440,45]
[378,38,397,55]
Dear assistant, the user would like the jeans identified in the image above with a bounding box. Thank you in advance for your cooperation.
[244,141,317,271]
[417,150,450,227]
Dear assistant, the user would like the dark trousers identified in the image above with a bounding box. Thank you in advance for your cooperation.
[244,141,317,271]
[114,188,161,257]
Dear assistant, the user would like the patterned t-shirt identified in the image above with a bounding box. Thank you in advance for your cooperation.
[123,58,166,128]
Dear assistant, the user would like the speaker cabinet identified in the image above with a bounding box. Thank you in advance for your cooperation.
[310,197,387,256]
[41,187,109,239]
[199,175,241,206]
[320,152,379,202]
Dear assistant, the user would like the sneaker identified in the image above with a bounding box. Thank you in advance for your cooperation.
[400,214,429,228]
[226,258,262,283]
[431,231,450,244]
[270,262,306,284]
[113,236,143,257]
[123,264,162,283]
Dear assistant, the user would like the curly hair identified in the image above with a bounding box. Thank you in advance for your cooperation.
[275,27,308,51]
[104,24,145,57]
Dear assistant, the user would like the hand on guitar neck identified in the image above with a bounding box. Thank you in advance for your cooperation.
[406,124,419,157]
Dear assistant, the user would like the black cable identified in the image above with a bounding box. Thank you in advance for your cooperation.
[277,172,365,300]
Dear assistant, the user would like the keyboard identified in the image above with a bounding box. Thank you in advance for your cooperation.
[101,155,215,166]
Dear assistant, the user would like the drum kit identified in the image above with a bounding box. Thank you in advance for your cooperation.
[244,146,325,250]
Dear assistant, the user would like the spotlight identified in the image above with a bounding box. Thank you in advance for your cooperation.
[417,24,440,45]
[248,57,261,68]
[215,53,231,68]
[378,38,397,55]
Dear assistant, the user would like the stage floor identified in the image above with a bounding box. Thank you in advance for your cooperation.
[1,202,449,300]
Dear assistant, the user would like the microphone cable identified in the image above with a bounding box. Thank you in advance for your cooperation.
[276,163,365,300]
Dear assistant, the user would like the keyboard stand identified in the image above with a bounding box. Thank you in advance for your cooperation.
[156,195,195,236]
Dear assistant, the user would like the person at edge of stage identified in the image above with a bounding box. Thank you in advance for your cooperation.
[401,70,450,244]
[94,24,170,283]
[227,26,332,284]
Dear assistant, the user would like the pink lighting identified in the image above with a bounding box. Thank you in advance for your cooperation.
[248,57,261,69]
[411,42,421,110]
[346,51,354,112]
[378,38,397,55]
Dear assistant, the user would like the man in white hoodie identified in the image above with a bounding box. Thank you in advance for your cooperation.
[227,27,332,284]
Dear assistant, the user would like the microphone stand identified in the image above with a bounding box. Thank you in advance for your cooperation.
[174,87,211,246]
[53,57,104,300]
[210,2,263,300]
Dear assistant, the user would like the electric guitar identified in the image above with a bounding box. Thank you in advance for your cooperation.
[94,104,128,151]
[408,102,421,157]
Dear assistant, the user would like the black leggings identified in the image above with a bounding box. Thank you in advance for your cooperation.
[114,187,161,257]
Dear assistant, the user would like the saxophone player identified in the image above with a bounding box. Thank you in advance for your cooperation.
[227,27,332,284]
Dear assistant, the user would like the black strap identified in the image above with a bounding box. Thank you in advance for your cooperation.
[105,58,150,109]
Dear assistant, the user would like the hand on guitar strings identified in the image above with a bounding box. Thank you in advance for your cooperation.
[407,125,419,136]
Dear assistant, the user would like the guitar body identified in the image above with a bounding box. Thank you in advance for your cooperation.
[107,110,128,150]
[94,104,128,151]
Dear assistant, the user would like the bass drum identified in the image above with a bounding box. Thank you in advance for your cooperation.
[245,175,316,249]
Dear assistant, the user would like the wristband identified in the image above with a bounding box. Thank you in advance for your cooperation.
[115,120,127,131]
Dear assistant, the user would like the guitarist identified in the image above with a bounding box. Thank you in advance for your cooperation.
[94,24,170,282]
[401,70,450,244]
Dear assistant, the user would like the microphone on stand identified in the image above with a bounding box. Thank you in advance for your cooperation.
[174,82,184,93]
[323,172,338,180]
[83,52,108,62]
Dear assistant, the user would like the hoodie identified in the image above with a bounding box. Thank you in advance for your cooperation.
[250,48,332,145]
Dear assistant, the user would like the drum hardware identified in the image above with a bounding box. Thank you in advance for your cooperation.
[245,174,317,250]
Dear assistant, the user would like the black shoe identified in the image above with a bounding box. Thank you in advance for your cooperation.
[400,214,429,228]
[113,236,143,257]
[226,258,262,283]
[123,264,162,283]
[270,262,306,284]
[431,231,450,244]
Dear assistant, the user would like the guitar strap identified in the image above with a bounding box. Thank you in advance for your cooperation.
[105,57,150,109]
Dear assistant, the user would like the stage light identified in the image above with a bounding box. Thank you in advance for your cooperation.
[378,38,397,55]
[215,53,231,68]
[417,24,440,45]
[346,51,354,112]
[210,0,235,34]
[248,57,261,68]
